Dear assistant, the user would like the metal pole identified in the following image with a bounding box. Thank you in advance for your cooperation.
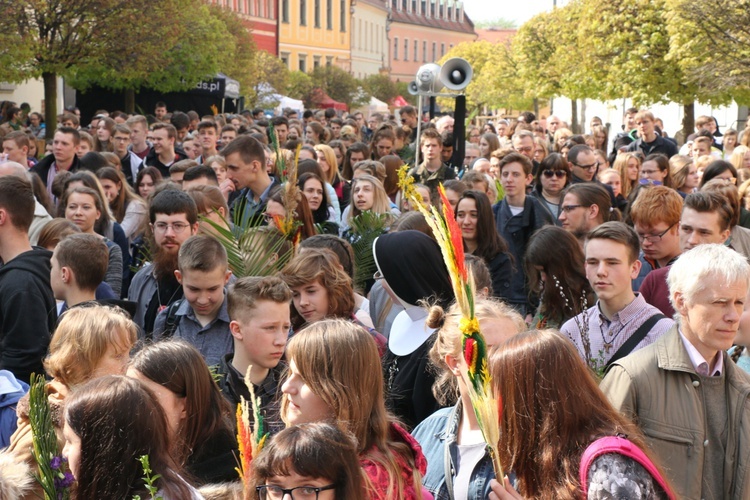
[415,94,423,168]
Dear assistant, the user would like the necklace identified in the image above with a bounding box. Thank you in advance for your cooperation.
[601,324,625,355]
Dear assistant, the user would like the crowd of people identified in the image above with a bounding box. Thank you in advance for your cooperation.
[0,99,750,499]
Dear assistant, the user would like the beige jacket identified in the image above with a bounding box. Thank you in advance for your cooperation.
[600,326,750,499]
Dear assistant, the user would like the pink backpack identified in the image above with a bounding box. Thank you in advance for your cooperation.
[579,435,675,500]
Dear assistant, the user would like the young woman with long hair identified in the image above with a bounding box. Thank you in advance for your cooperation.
[343,175,396,236]
[342,142,371,180]
[612,152,641,200]
[93,116,116,153]
[186,184,231,234]
[524,225,594,330]
[252,423,366,500]
[412,299,525,499]
[455,190,513,302]
[95,167,147,240]
[265,186,317,240]
[640,153,673,188]
[298,172,338,230]
[280,319,427,500]
[127,340,238,485]
[63,376,201,499]
[479,133,500,160]
[315,143,350,210]
[488,330,673,499]
[669,155,699,197]
[136,166,163,200]
[60,186,123,296]
[5,305,137,500]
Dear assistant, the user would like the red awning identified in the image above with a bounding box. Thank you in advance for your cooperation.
[392,95,409,107]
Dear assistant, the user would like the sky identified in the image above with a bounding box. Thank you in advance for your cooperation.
[462,0,555,26]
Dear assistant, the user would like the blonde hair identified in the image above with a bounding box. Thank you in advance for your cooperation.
[427,298,526,405]
[282,319,422,499]
[612,152,641,198]
[44,305,137,388]
[730,146,750,172]
[348,175,393,223]
[313,144,340,184]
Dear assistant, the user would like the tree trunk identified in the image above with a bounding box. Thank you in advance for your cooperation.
[571,99,579,134]
[43,72,57,133]
[533,98,539,119]
[682,102,695,140]
[124,88,136,114]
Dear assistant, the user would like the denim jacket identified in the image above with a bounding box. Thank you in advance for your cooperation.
[411,403,494,500]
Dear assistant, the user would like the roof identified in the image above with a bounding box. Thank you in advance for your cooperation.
[390,4,476,35]
[356,0,389,11]
[476,28,516,44]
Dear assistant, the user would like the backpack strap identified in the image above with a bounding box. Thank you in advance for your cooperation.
[161,299,184,339]
[580,435,675,500]
[605,313,665,369]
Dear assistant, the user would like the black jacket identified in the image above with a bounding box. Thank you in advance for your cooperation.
[143,146,189,178]
[0,248,57,383]
[30,154,81,187]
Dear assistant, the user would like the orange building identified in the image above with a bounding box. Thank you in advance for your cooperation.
[388,0,476,83]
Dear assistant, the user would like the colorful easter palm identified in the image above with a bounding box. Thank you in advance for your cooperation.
[236,366,269,495]
[411,184,504,479]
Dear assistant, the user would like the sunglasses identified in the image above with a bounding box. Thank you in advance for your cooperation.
[542,170,566,178]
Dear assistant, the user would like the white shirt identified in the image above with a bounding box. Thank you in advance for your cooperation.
[678,329,724,376]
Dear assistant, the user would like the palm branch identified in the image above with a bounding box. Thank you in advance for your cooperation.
[347,210,391,292]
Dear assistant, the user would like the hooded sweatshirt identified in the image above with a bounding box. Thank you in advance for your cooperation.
[0,248,57,384]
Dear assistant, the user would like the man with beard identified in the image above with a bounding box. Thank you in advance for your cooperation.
[128,189,198,336]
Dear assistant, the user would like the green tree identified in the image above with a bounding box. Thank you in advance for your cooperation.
[309,65,367,108]
[473,17,517,29]
[0,0,187,129]
[248,51,290,106]
[664,0,750,103]
[473,42,535,112]
[286,71,314,102]
[361,74,399,104]
[436,41,501,112]
[69,1,239,113]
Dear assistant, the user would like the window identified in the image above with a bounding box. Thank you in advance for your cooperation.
[411,0,416,12]
[282,0,289,22]
[340,0,346,31]
[432,42,436,60]
[299,54,307,72]
[326,0,332,29]
[404,38,409,61]
[394,37,399,60]
[314,0,320,27]
[414,40,418,62]
[300,0,306,25]
[441,42,445,57]
[423,41,427,62]
[281,52,290,68]
[314,56,321,69]
[430,0,435,17]
[326,56,334,66]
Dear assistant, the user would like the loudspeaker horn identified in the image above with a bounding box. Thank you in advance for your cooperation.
[439,57,473,91]
[407,80,419,95]
[416,63,443,94]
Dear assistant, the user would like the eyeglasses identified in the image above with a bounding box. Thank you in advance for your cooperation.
[542,169,566,178]
[152,222,190,233]
[637,222,676,243]
[573,161,599,172]
[256,484,336,499]
[560,204,584,213]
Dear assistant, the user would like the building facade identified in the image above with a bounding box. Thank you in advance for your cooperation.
[350,0,389,78]
[208,0,279,55]
[278,0,352,71]
[388,0,476,82]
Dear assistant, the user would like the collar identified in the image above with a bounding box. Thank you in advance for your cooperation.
[245,178,277,205]
[596,292,644,324]
[180,292,230,326]
[678,328,723,376]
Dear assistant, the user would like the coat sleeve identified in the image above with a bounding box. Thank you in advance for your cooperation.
[0,289,52,384]
[599,364,639,423]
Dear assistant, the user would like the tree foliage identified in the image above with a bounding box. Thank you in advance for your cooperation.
[664,0,750,103]
[248,50,290,106]
[286,71,314,101]
[361,74,399,104]
[310,65,366,108]
[473,18,517,29]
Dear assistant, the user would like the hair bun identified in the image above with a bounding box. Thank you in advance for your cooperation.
[426,304,446,329]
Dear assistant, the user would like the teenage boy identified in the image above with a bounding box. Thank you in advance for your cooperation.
[560,222,673,371]
[219,275,292,434]
[493,152,554,315]
[50,233,109,310]
[128,189,199,335]
[408,128,456,196]
[0,175,56,383]
[153,235,233,366]
[222,135,279,225]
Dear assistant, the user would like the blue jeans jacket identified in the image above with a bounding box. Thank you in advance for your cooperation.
[411,404,494,500]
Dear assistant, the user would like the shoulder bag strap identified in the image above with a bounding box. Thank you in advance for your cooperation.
[605,313,666,369]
